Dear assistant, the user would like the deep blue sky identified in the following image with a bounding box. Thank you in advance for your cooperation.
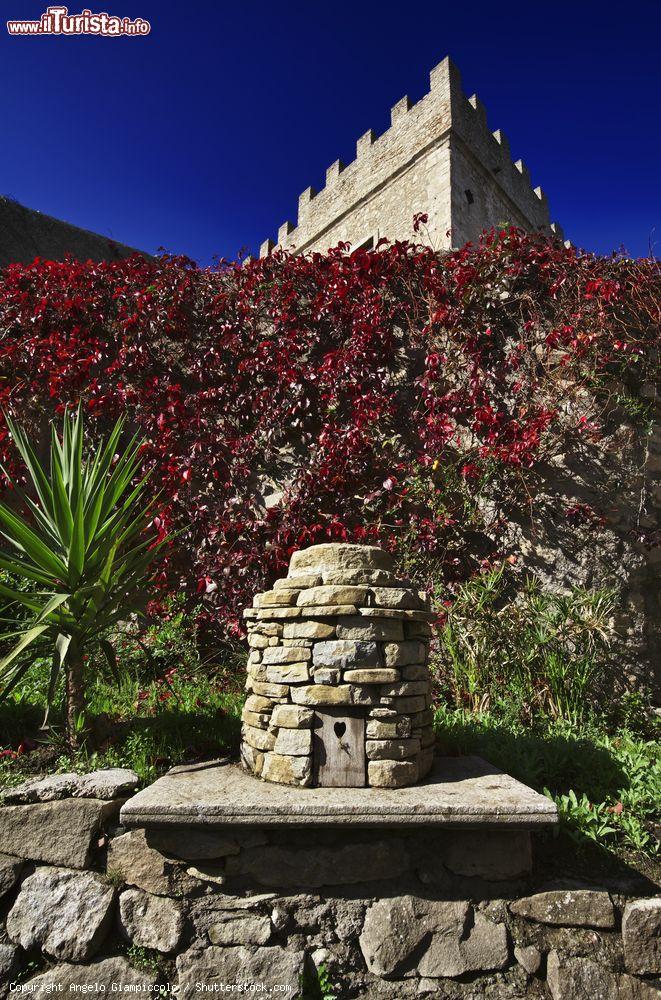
[2,1,659,262]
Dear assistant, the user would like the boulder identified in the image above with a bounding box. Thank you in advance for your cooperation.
[23,957,157,990]
[546,950,657,1000]
[622,897,661,975]
[177,945,305,996]
[0,852,23,898]
[510,888,615,927]
[0,798,120,868]
[2,768,138,803]
[6,867,114,961]
[118,887,183,952]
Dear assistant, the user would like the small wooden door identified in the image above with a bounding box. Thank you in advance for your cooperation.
[313,708,366,787]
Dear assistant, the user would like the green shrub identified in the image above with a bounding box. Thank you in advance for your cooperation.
[434,563,617,723]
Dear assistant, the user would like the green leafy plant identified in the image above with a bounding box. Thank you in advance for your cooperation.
[435,563,617,723]
[0,406,167,745]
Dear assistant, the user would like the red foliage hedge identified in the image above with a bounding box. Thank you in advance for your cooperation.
[0,229,658,636]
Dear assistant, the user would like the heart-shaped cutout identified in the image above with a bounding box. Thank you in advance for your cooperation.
[334,721,347,739]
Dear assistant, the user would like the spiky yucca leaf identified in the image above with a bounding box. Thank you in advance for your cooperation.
[0,405,167,736]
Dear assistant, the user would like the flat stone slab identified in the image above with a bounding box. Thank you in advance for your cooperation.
[120,756,557,829]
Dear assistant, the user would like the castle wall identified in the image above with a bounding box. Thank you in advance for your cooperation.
[0,196,142,268]
[261,57,562,257]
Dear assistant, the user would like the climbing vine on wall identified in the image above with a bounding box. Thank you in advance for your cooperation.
[0,229,658,635]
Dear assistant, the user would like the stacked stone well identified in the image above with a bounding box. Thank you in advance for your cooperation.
[240,543,436,788]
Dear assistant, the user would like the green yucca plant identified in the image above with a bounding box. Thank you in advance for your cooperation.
[0,406,167,746]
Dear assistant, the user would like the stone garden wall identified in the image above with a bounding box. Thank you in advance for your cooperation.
[1,770,660,998]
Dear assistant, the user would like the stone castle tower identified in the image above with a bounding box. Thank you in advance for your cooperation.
[261,57,563,256]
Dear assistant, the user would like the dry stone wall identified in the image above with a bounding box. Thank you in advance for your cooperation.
[241,544,436,788]
[1,771,660,997]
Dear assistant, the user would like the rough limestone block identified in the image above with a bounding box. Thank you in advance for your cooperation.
[0,798,120,869]
[420,727,436,749]
[367,718,412,739]
[291,684,353,706]
[274,728,313,756]
[248,634,269,648]
[208,913,273,946]
[417,748,434,779]
[323,569,403,587]
[274,573,322,589]
[379,680,429,697]
[351,685,388,705]
[241,743,264,777]
[282,638,313,648]
[313,667,341,684]
[366,738,422,760]
[546,950,658,1000]
[402,663,429,680]
[265,664,310,684]
[0,942,21,993]
[0,853,24,899]
[296,604,358,617]
[225,840,408,888]
[257,608,301,619]
[405,621,432,638]
[119,888,183,952]
[270,704,314,729]
[383,640,427,667]
[23,958,157,992]
[241,709,269,728]
[146,828,240,861]
[432,830,532,880]
[390,695,427,713]
[251,622,283,637]
[313,639,380,669]
[254,590,300,607]
[248,650,262,664]
[282,620,336,640]
[622,898,661,974]
[514,944,542,975]
[245,694,274,714]
[262,645,311,664]
[261,753,311,786]
[297,585,368,607]
[290,542,393,575]
[370,587,422,610]
[336,617,403,641]
[369,706,400,719]
[368,760,418,787]
[7,867,115,962]
[357,607,412,620]
[252,681,289,698]
[3,768,138,804]
[509,889,615,928]
[344,669,400,684]
[418,910,509,977]
[177,945,305,996]
[242,724,276,752]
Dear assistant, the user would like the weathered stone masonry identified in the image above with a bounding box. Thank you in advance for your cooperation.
[1,766,660,997]
[261,56,564,257]
[241,543,435,789]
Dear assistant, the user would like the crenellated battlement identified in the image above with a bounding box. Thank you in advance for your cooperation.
[260,57,563,257]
